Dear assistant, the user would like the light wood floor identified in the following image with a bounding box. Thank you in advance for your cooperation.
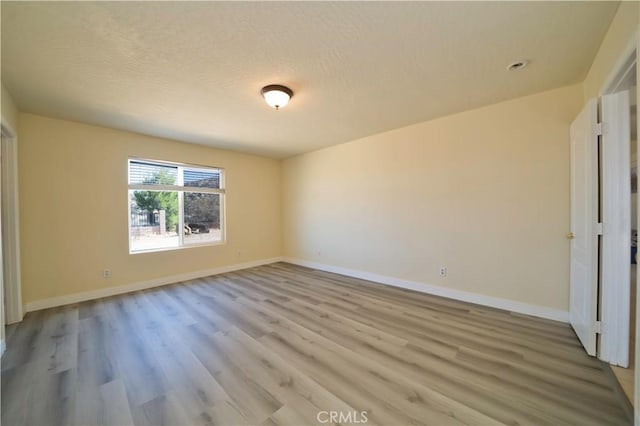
[1,262,632,425]
[611,265,636,405]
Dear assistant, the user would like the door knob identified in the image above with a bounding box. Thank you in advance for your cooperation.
[567,232,575,239]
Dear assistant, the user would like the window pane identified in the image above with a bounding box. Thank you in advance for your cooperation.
[183,167,221,189]
[183,193,222,244]
[129,190,179,252]
[129,160,178,185]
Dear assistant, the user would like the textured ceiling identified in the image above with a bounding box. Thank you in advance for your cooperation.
[1,2,618,158]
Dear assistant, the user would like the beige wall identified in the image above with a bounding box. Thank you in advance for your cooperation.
[18,113,282,305]
[583,1,638,100]
[283,84,583,311]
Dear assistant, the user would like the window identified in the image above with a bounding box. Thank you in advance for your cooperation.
[128,159,225,253]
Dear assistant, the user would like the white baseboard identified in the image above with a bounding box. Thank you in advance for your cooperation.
[24,255,569,323]
[25,257,283,313]
[283,257,569,323]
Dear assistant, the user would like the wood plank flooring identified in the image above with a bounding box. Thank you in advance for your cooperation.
[1,262,632,425]
[611,265,636,405]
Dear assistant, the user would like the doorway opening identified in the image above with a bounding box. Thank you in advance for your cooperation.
[569,43,638,410]
[606,59,637,405]
[588,43,638,406]
[0,124,22,338]
[0,126,4,353]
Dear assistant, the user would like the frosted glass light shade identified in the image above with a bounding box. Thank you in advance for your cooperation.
[261,85,293,109]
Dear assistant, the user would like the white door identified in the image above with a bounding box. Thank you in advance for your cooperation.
[569,98,600,356]
[599,90,631,366]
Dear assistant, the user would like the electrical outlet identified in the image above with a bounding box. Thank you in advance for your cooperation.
[103,269,111,278]
[439,266,447,277]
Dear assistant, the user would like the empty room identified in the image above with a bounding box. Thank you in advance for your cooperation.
[1,1,640,425]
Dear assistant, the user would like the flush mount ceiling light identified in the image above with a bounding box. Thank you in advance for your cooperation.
[261,84,293,110]
[507,60,529,71]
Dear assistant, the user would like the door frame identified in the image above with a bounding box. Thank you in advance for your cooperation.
[0,124,23,325]
[599,89,632,366]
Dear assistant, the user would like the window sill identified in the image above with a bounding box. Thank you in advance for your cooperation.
[129,240,226,255]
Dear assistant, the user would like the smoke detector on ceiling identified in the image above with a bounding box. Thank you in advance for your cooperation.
[507,60,529,71]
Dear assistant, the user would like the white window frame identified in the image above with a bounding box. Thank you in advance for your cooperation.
[128,158,226,254]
